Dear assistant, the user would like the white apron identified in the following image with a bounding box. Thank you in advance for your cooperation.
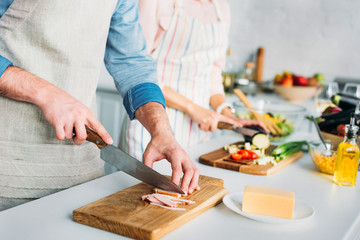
[120,0,227,160]
[0,0,117,210]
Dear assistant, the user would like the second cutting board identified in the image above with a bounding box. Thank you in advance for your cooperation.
[199,141,303,175]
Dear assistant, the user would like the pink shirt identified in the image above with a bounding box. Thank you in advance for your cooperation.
[138,0,231,96]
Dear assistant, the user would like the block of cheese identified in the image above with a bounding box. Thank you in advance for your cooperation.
[242,185,295,219]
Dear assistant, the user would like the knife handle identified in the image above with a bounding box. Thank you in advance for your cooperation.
[85,127,107,149]
[69,126,108,149]
[217,122,234,130]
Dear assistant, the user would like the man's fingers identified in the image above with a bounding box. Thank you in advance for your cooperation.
[179,162,195,194]
[142,149,159,168]
[170,160,182,187]
[188,166,200,193]
[73,122,87,145]
[64,123,74,140]
[88,118,113,145]
[55,125,65,140]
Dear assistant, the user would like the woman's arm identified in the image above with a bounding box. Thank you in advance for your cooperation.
[163,86,237,132]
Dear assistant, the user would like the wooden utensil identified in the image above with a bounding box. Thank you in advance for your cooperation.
[73,175,228,240]
[199,141,303,175]
[255,47,264,82]
[233,88,282,134]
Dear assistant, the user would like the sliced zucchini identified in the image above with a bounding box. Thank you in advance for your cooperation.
[252,133,270,150]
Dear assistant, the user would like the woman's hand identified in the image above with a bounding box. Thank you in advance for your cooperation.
[186,103,238,132]
[221,107,270,134]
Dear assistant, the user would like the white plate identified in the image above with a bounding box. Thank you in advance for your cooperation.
[223,192,315,223]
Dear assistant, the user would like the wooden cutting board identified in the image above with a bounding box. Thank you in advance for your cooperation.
[73,175,228,240]
[199,142,303,175]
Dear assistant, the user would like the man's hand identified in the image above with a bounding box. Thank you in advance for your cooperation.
[37,87,113,145]
[135,102,200,194]
[0,66,113,145]
[143,132,200,194]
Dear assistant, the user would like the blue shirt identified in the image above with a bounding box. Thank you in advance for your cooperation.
[0,0,164,120]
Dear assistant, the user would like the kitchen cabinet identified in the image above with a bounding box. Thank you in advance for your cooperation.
[96,88,125,175]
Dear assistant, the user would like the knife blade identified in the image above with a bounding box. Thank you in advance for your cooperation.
[83,127,184,194]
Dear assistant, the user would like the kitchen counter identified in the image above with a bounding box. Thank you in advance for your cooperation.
[0,131,359,240]
[1,94,360,240]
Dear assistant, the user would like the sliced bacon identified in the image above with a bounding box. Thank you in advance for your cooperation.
[153,194,178,208]
[153,188,183,198]
[150,202,186,211]
[142,192,195,210]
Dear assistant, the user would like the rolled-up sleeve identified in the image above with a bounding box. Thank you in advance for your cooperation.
[104,0,165,120]
[0,55,12,78]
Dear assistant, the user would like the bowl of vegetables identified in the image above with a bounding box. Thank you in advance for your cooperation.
[234,99,307,140]
[308,144,337,175]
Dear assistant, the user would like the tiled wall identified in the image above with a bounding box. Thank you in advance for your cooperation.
[226,0,360,82]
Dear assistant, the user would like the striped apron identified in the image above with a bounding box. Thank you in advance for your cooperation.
[119,0,227,160]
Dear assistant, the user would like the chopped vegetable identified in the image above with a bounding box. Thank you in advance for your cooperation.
[231,152,242,160]
[270,141,309,161]
[231,149,259,160]
[252,133,270,149]
[224,144,242,154]
[253,156,277,166]
[236,111,295,140]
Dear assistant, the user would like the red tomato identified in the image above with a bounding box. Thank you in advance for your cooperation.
[238,150,250,159]
[251,152,259,159]
[231,152,242,160]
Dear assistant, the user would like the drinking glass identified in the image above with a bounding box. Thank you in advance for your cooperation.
[343,83,360,98]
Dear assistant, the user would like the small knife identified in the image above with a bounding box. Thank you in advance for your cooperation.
[83,127,184,194]
[217,122,260,137]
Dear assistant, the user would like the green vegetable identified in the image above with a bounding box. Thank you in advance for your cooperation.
[236,111,295,140]
[270,141,310,162]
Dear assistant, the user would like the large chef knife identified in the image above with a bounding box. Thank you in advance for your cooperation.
[83,127,184,194]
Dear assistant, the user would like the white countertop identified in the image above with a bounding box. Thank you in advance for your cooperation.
[0,131,359,240]
[1,94,359,240]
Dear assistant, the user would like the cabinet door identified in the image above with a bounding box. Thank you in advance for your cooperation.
[96,89,125,174]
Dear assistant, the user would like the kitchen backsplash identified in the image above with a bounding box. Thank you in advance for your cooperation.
[226,0,360,83]
[98,0,360,90]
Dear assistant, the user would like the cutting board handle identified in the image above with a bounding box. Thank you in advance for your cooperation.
[73,127,107,149]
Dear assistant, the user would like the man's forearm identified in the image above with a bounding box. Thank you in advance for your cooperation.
[0,65,53,107]
[0,65,113,144]
[134,102,173,138]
